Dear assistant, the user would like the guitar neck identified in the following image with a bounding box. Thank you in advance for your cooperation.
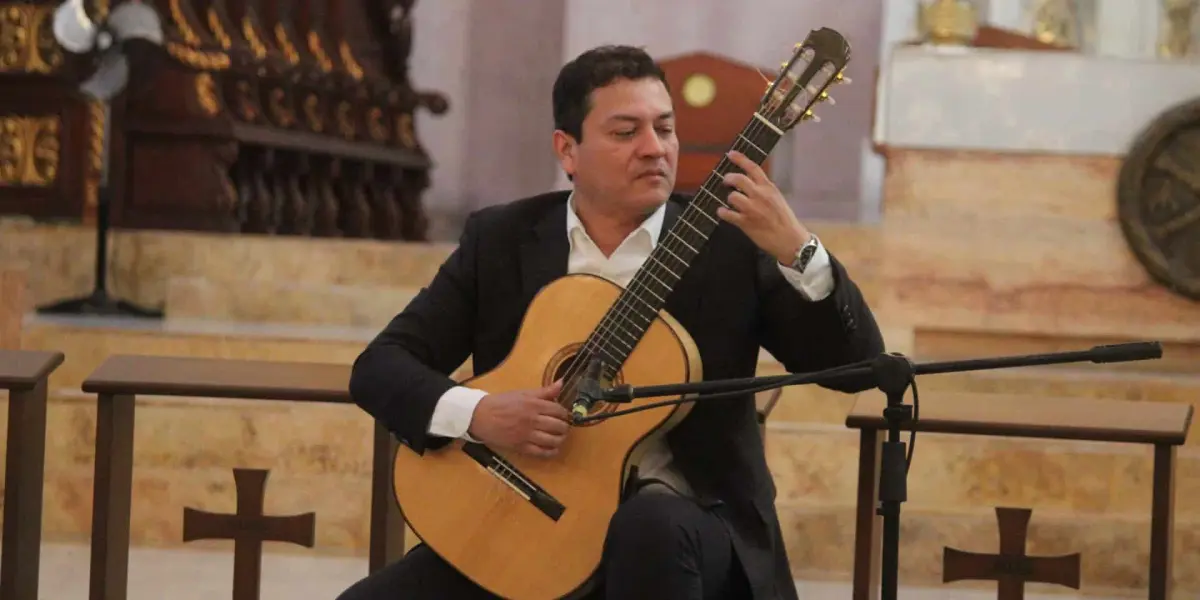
[584,113,787,374]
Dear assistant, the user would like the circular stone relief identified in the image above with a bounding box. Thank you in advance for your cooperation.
[1117,97,1200,302]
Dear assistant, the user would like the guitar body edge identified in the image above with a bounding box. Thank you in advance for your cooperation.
[391,273,703,600]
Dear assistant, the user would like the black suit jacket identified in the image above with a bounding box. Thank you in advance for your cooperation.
[350,190,885,600]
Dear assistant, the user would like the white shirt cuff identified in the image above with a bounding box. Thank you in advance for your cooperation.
[428,386,489,441]
[777,240,835,301]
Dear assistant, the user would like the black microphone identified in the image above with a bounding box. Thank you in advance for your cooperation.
[571,357,604,422]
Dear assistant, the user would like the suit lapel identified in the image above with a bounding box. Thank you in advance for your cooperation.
[520,198,570,300]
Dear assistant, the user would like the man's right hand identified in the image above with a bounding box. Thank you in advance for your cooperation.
[466,380,570,458]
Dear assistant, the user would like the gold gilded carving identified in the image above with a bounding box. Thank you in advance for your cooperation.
[0,3,64,73]
[268,88,295,128]
[1117,98,1200,301]
[166,41,230,70]
[367,107,388,142]
[196,72,220,116]
[0,115,60,186]
[86,101,104,207]
[273,22,299,65]
[1027,0,1084,48]
[918,0,979,45]
[241,18,267,60]
[206,7,231,50]
[303,93,322,132]
[1159,0,1199,58]
[168,0,200,45]
[306,30,332,73]
[396,113,415,149]
[235,80,257,121]
[338,41,364,81]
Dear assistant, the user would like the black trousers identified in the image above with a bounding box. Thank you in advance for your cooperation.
[336,487,751,599]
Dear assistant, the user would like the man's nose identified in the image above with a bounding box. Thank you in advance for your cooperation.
[637,130,667,156]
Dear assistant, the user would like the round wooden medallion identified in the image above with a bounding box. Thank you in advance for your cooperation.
[1117,97,1200,302]
[681,73,716,108]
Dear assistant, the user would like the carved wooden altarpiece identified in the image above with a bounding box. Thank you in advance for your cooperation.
[0,0,448,240]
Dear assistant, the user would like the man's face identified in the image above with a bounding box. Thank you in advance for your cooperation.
[556,77,678,214]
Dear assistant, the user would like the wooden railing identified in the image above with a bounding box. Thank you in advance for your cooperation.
[0,346,1192,598]
[845,393,1194,600]
[0,349,64,600]
[80,354,406,600]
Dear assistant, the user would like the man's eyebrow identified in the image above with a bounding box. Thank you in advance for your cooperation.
[605,111,675,123]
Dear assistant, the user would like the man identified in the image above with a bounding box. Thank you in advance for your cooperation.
[341,45,883,600]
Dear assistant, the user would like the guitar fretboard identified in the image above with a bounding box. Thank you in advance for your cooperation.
[579,113,786,379]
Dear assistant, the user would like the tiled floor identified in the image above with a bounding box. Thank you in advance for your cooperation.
[29,542,1134,600]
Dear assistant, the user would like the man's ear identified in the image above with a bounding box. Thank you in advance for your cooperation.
[552,130,577,179]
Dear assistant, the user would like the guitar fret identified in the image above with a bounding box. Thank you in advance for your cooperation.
[698,187,725,209]
[668,231,698,254]
[679,217,708,238]
[647,255,681,280]
[659,244,687,267]
[641,269,671,295]
[737,134,766,159]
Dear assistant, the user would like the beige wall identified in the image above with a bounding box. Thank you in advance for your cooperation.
[408,0,883,230]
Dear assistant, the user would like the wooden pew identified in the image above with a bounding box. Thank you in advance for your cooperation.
[80,354,405,599]
[0,349,65,600]
[845,394,1194,600]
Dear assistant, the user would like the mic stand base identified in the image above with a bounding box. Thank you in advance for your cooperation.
[34,179,163,320]
[36,289,163,319]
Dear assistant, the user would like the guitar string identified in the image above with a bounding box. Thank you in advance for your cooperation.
[555,112,782,405]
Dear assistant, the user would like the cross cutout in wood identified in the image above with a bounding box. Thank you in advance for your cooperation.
[183,468,316,600]
[943,507,1081,600]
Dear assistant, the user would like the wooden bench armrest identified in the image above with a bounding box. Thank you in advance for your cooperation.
[846,393,1193,446]
[82,354,352,403]
[0,349,64,391]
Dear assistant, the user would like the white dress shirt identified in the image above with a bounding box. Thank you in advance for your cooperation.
[426,195,835,497]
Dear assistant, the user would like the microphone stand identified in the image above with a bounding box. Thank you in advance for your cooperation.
[573,341,1164,600]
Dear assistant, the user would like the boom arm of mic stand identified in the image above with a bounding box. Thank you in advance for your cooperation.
[594,341,1163,405]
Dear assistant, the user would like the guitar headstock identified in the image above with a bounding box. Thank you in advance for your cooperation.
[759,27,851,131]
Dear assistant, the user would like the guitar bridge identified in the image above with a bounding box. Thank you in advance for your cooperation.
[461,442,565,521]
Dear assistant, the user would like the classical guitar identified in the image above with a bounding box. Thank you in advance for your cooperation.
[391,27,852,600]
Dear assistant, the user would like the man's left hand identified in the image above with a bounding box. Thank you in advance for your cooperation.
[715,150,810,264]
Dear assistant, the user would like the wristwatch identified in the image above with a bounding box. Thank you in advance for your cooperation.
[786,234,820,274]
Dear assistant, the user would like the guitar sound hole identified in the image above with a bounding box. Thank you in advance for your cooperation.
[544,343,623,426]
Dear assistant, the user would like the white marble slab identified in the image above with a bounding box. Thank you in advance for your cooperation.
[873,44,1200,155]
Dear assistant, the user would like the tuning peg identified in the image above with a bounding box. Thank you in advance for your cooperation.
[835,72,851,84]
[803,110,820,123]
[819,91,835,105]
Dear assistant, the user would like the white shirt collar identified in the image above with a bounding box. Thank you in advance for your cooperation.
[565,191,667,250]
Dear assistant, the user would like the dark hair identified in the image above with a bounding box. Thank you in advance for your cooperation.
[552,45,669,143]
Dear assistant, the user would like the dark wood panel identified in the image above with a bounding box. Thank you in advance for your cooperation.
[0,0,448,241]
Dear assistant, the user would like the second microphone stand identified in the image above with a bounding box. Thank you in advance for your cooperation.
[573,341,1164,600]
